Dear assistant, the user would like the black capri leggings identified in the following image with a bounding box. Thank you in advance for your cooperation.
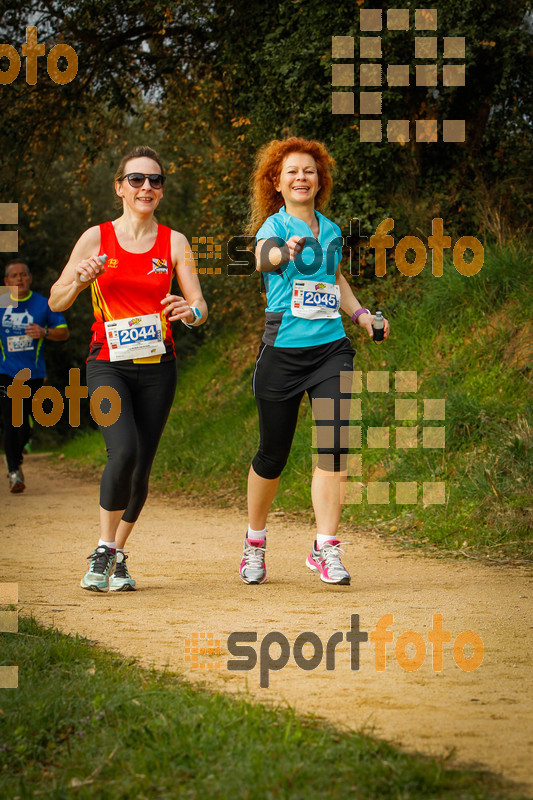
[252,372,352,480]
[86,359,177,523]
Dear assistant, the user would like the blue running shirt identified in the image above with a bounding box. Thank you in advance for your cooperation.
[0,291,67,378]
[256,206,346,347]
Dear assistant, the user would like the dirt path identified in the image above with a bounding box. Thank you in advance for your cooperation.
[2,455,532,794]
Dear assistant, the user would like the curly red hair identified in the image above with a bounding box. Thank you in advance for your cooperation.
[247,137,335,235]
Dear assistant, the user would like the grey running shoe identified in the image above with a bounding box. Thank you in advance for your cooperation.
[80,545,116,593]
[8,469,25,494]
[306,540,350,585]
[109,551,136,592]
[240,537,267,584]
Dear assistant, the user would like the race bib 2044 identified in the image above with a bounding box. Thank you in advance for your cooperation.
[105,313,165,362]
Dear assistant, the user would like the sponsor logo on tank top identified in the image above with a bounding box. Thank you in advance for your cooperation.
[106,258,119,269]
[148,258,168,275]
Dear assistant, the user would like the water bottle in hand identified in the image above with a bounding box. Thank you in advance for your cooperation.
[372,310,384,343]
[80,254,107,283]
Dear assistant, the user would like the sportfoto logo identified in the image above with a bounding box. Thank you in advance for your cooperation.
[211,217,484,278]
[5,368,121,428]
[186,614,484,688]
[332,8,466,143]
[348,218,483,277]
[0,26,78,85]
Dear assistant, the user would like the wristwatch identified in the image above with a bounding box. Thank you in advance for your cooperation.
[190,306,202,325]
[352,308,371,325]
[182,306,202,328]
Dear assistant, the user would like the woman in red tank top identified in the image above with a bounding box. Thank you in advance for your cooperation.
[50,145,208,593]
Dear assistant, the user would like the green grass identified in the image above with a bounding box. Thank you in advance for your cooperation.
[56,243,532,561]
[349,244,533,558]
[0,617,527,799]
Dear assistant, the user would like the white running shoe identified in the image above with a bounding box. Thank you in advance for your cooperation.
[240,537,267,584]
[306,539,350,585]
[8,469,25,494]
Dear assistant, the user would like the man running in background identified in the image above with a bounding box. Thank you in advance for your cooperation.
[0,260,69,493]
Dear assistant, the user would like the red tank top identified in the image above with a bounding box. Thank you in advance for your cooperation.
[87,221,175,363]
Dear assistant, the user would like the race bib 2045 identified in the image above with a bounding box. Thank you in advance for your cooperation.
[291,280,341,320]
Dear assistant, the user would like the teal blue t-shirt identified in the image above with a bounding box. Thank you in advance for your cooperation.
[256,207,346,348]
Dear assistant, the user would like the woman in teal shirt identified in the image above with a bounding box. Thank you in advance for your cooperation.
[240,136,389,587]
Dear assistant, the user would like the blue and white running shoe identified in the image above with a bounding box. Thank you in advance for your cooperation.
[80,545,116,593]
[109,551,136,592]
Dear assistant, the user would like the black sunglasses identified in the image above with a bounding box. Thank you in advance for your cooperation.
[120,173,166,189]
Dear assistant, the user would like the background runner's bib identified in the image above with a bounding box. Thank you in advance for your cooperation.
[7,334,33,352]
[105,313,165,362]
[291,280,340,320]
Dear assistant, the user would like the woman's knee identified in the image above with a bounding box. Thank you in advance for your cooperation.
[105,440,137,476]
[252,450,288,480]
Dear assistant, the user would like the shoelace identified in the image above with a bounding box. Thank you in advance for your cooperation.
[244,541,266,568]
[114,556,129,578]
[319,541,349,569]
[87,547,113,575]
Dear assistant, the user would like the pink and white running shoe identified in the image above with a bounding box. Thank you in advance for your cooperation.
[306,540,350,585]
[240,537,267,584]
